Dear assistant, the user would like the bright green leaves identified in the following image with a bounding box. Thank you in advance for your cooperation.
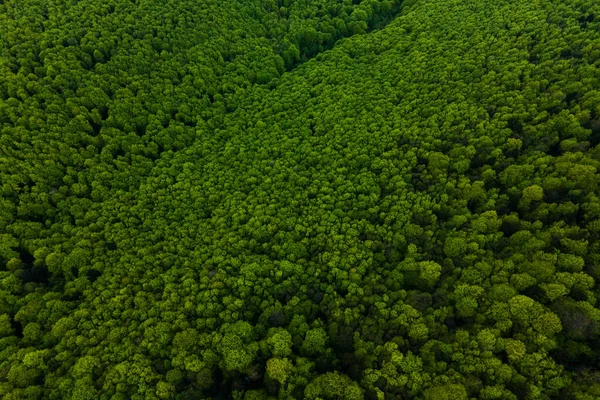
[155,381,176,399]
[45,252,64,275]
[532,312,562,336]
[503,339,527,363]
[522,185,544,202]
[172,329,199,351]
[304,372,364,400]
[6,362,41,389]
[71,355,100,379]
[71,377,99,400]
[23,322,43,345]
[418,261,442,289]
[508,295,538,321]
[453,284,485,318]
[476,329,498,351]
[102,355,159,397]
[2,0,600,397]
[519,185,544,210]
[266,357,294,385]
[408,322,429,341]
[0,314,13,337]
[443,236,468,258]
[424,383,468,400]
[221,338,254,373]
[0,234,19,264]
[50,316,77,341]
[276,260,303,280]
[217,321,258,373]
[396,259,442,290]
[539,283,569,301]
[471,210,502,234]
[557,253,585,272]
[267,328,293,357]
[428,152,450,173]
[301,327,328,356]
[510,273,537,291]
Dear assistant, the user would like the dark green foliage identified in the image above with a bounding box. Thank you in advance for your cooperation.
[1,0,600,398]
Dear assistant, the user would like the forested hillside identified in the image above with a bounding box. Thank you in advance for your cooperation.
[1,0,600,398]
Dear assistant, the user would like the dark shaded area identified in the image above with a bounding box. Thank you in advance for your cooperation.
[9,316,24,338]
[86,269,102,282]
[17,247,35,265]
[18,265,50,284]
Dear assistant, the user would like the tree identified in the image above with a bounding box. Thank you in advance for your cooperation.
[519,185,544,210]
[266,357,294,385]
[305,372,363,400]
[267,328,293,357]
[444,236,468,258]
[0,314,14,337]
[301,328,328,356]
[424,383,468,400]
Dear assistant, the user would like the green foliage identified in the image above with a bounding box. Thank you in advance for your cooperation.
[0,314,13,337]
[267,328,293,357]
[305,372,363,399]
[301,327,328,356]
[424,383,468,400]
[444,236,468,258]
[266,357,294,384]
[1,0,600,397]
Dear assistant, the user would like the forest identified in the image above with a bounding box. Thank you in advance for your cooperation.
[1,0,600,398]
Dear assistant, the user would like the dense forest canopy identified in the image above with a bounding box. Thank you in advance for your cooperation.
[1,0,600,398]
